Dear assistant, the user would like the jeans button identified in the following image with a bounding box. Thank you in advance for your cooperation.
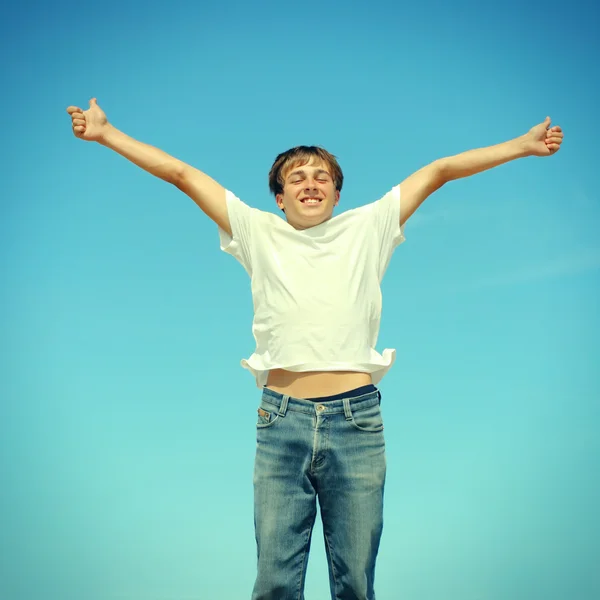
[316,404,326,412]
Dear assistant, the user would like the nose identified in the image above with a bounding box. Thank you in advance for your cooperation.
[303,180,319,194]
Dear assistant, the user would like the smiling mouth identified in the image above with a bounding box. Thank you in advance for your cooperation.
[300,198,322,204]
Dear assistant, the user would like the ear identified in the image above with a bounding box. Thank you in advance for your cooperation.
[275,194,284,210]
[334,190,340,205]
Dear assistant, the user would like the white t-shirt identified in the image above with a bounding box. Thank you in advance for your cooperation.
[218,186,405,388]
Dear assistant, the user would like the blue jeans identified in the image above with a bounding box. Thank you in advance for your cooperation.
[252,385,386,600]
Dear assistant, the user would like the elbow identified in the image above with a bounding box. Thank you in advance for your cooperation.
[435,158,452,185]
[168,162,187,187]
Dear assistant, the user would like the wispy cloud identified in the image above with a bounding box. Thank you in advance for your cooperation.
[407,201,503,229]
[459,248,600,290]
[408,206,454,227]
[409,186,599,231]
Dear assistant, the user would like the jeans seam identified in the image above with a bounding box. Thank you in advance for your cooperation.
[297,511,316,600]
[322,528,340,599]
[256,415,281,429]
[349,420,384,433]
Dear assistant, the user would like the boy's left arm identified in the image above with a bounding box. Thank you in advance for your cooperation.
[399,117,564,226]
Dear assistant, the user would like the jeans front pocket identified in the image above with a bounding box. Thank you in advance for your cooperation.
[349,401,384,432]
[256,401,281,429]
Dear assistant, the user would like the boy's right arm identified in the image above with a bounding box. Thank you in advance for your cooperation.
[66,98,232,236]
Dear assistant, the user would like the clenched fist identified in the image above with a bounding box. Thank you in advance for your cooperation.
[525,116,564,157]
[66,98,109,142]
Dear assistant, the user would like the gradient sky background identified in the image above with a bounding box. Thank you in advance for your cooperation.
[1,0,599,599]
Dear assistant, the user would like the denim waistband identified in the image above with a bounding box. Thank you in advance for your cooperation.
[261,384,381,416]
[264,384,377,402]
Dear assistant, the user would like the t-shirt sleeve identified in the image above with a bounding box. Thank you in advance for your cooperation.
[369,185,406,280]
[218,190,256,275]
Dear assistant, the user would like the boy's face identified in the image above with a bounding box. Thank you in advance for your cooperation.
[276,158,340,230]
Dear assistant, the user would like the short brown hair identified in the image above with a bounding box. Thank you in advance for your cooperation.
[268,146,344,196]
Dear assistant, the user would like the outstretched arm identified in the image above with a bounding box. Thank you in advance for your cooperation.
[399,117,564,226]
[66,98,232,235]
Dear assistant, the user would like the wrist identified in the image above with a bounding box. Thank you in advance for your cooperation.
[97,123,119,146]
[514,134,535,158]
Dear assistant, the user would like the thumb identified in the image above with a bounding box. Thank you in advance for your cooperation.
[89,97,98,108]
[543,116,551,128]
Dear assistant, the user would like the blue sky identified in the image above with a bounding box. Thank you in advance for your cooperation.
[1,0,599,599]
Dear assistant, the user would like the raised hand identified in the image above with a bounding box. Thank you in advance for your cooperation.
[526,117,564,157]
[66,98,109,142]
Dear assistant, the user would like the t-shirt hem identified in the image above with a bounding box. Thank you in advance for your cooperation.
[241,353,397,388]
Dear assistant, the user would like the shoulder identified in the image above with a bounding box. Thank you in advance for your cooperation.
[226,191,283,223]
[337,187,400,220]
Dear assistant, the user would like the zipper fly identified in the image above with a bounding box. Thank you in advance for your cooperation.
[311,404,328,471]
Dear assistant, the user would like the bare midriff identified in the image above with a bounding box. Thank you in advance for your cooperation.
[265,369,373,399]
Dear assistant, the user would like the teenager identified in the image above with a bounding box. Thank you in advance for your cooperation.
[67,99,563,600]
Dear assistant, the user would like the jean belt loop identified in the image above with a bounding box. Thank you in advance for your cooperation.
[377,389,382,403]
[278,395,290,417]
[343,398,353,421]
